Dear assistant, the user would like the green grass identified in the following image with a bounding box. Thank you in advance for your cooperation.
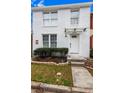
[31,63,73,86]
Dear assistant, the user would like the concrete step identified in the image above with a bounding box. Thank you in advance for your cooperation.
[67,58,84,62]
[71,62,85,67]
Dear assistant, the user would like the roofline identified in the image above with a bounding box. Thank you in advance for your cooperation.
[32,2,93,11]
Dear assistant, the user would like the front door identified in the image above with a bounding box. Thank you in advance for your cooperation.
[70,35,79,54]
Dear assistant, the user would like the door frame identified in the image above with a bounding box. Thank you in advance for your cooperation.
[69,34,79,54]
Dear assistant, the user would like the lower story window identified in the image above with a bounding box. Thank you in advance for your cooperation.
[50,34,57,48]
[43,35,49,48]
[43,34,57,48]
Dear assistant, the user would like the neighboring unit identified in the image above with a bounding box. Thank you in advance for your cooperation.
[32,2,92,60]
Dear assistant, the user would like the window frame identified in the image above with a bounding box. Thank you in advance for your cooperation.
[50,34,57,48]
[43,11,58,26]
[42,34,57,48]
[42,34,49,48]
[71,10,79,25]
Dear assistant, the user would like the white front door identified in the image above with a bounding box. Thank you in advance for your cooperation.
[70,35,79,54]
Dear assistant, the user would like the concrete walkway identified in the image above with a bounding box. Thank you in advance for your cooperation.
[71,66,93,89]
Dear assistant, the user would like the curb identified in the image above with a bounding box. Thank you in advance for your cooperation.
[31,81,92,93]
[31,61,69,65]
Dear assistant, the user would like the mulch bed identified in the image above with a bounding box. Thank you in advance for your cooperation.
[83,58,93,67]
[32,57,67,63]
[83,58,93,76]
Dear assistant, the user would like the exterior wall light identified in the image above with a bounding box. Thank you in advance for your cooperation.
[74,28,76,32]
[83,28,87,32]
[65,29,67,37]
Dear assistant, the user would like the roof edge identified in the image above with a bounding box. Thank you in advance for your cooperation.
[32,2,93,11]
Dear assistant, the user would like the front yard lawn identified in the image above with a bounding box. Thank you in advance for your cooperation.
[31,63,73,86]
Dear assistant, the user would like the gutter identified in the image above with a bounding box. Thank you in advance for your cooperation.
[32,2,93,11]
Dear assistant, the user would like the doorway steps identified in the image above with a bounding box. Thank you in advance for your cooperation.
[67,55,85,66]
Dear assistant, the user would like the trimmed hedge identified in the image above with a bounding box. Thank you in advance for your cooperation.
[90,48,93,58]
[34,48,68,57]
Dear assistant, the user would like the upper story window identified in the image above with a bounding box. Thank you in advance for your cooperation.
[43,11,58,26]
[71,10,79,25]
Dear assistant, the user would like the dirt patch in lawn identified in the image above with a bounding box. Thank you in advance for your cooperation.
[31,63,73,87]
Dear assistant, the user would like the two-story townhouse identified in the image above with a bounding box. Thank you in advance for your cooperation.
[32,2,92,60]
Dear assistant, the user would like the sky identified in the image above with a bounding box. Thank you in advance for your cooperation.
[31,0,93,12]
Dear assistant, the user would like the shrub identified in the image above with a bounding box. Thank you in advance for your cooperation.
[34,48,51,57]
[34,48,68,58]
[90,48,93,58]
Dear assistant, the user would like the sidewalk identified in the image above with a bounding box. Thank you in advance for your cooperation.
[31,81,92,93]
[71,65,93,90]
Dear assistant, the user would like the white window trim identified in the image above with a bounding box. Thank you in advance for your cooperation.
[50,34,57,48]
[42,34,57,48]
[71,10,79,25]
[42,34,49,48]
[48,35,50,47]
[43,11,58,27]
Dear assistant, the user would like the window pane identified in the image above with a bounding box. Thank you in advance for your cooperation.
[51,19,57,26]
[51,12,57,19]
[71,10,79,25]
[43,12,58,26]
[71,18,79,24]
[43,42,49,48]
[43,19,51,26]
[51,34,57,41]
[71,11,79,18]
[43,35,49,48]
[50,34,57,48]
[43,35,49,41]
[51,12,57,26]
[43,13,50,19]
[51,42,57,48]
